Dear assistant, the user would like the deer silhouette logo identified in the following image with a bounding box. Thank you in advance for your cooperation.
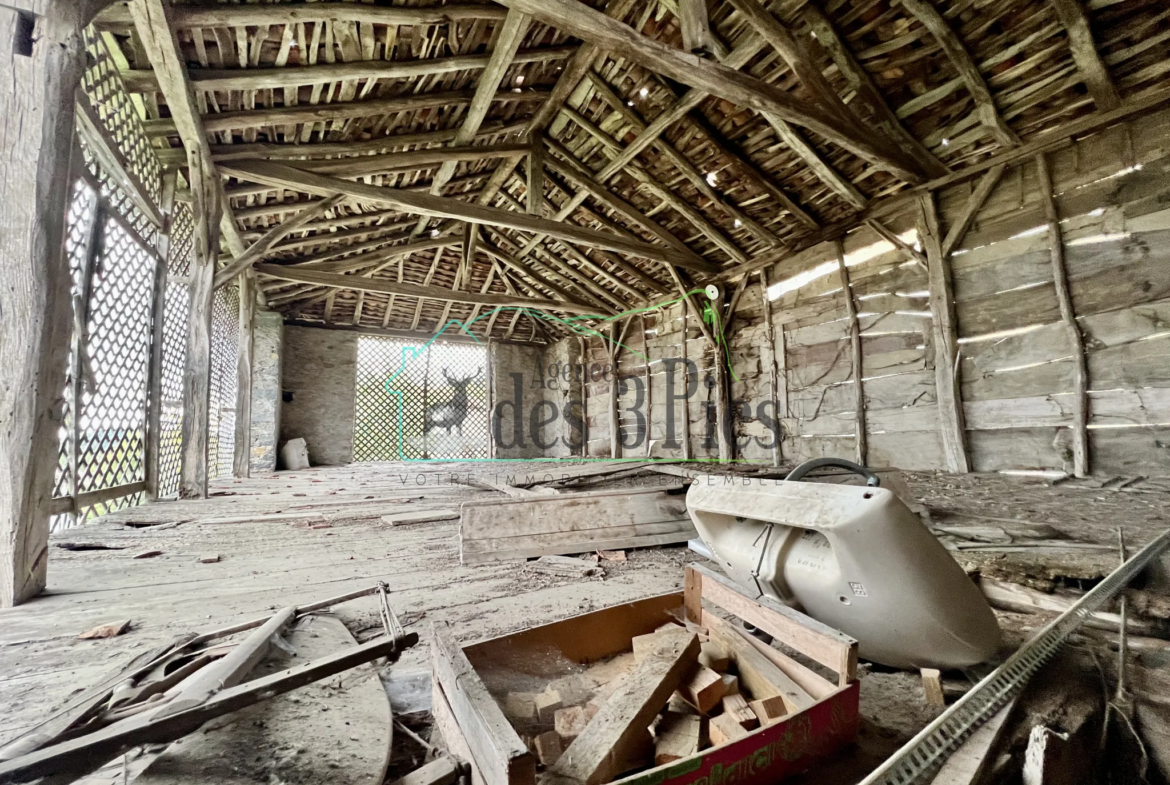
[425,367,480,435]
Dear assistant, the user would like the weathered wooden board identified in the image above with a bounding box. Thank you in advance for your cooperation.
[134,614,391,785]
[458,487,694,563]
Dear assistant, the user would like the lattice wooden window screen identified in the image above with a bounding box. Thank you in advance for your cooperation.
[354,338,489,461]
[156,204,195,498]
[208,287,240,479]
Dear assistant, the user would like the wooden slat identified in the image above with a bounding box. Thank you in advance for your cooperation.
[221,160,716,273]
[834,241,866,464]
[254,264,601,315]
[690,563,858,684]
[899,0,1020,147]
[493,0,927,182]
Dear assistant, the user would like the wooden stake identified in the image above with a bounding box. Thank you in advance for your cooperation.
[833,241,866,465]
[232,273,255,478]
[1036,153,1089,477]
[919,192,970,473]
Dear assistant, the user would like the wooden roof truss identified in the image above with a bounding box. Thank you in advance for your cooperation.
[102,0,1170,342]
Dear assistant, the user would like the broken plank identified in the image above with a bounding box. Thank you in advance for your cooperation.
[0,633,416,784]
[381,509,460,525]
[550,628,699,785]
[702,611,814,714]
[388,757,460,785]
[690,563,857,682]
[136,614,392,785]
[429,622,535,785]
[459,487,694,564]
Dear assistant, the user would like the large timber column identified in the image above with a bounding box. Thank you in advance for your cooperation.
[0,2,100,607]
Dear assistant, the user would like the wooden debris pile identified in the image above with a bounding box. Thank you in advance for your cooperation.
[0,585,418,785]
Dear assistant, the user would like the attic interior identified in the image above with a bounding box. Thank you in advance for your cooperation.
[3,0,1170,783]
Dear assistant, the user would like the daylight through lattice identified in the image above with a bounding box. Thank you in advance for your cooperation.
[354,338,489,461]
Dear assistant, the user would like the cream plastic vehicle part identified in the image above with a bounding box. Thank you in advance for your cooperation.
[686,477,1001,669]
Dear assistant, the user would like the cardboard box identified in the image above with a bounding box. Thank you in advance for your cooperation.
[431,564,860,785]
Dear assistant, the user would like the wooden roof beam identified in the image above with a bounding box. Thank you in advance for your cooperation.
[101,3,508,28]
[297,143,532,178]
[800,4,948,179]
[575,20,816,230]
[219,159,717,273]
[540,138,705,260]
[254,265,601,316]
[1049,0,1120,112]
[679,109,817,231]
[898,0,1021,147]
[584,71,781,248]
[194,89,545,135]
[213,194,346,288]
[495,0,928,182]
[414,10,532,238]
[201,121,528,163]
[120,46,577,93]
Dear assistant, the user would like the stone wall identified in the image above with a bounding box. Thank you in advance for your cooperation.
[490,337,583,459]
[279,326,356,466]
[249,310,282,472]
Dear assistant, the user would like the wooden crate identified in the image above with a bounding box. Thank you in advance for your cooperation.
[431,564,860,785]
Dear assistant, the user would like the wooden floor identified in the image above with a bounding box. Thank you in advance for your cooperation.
[0,461,693,747]
[3,460,1166,771]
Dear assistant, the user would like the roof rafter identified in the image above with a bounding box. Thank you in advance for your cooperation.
[220,159,718,273]
[495,0,929,182]
[413,9,532,238]
[898,0,1021,147]
[121,46,576,93]
[1048,0,1120,111]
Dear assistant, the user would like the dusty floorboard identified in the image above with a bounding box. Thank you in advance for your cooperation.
[2,462,1167,782]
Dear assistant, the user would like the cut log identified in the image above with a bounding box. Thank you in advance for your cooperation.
[749,696,787,727]
[709,713,750,747]
[535,690,563,725]
[679,666,726,714]
[534,731,563,767]
[721,694,759,730]
[698,642,729,672]
[554,706,590,742]
[653,712,701,765]
[549,629,699,785]
[921,668,946,708]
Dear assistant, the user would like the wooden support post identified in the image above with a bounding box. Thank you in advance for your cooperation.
[1036,153,1089,477]
[608,323,621,459]
[233,273,255,478]
[919,193,970,473]
[179,165,223,499]
[680,305,693,461]
[833,241,866,465]
[577,335,588,457]
[642,313,652,458]
[69,194,104,518]
[0,2,96,607]
[526,139,544,216]
[146,173,178,499]
[758,271,784,467]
